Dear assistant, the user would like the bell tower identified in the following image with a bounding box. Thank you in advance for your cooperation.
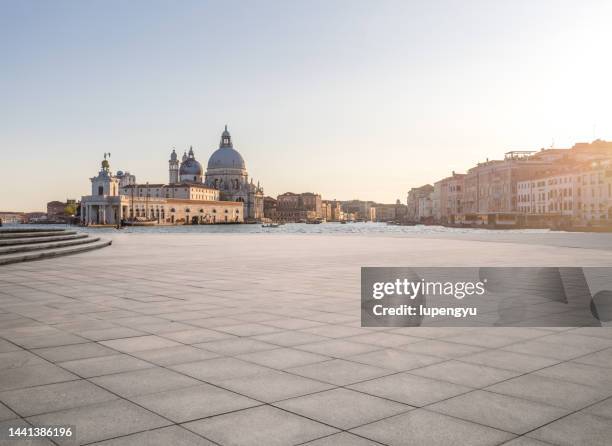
[169,148,179,184]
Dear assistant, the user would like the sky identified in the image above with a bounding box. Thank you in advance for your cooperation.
[1,0,612,211]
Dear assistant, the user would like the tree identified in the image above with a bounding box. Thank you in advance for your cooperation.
[64,204,76,216]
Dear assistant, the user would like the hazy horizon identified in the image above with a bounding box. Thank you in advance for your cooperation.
[2,0,612,211]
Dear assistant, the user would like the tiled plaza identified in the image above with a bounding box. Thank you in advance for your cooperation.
[1,232,612,445]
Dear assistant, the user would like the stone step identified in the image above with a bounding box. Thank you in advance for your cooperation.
[0,236,101,255]
[0,227,65,234]
[0,230,77,239]
[0,239,112,266]
[0,233,89,247]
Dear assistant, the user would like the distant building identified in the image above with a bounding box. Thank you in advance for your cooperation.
[116,171,136,187]
[374,200,408,222]
[433,172,465,224]
[342,200,375,221]
[81,153,242,225]
[406,185,433,222]
[0,212,25,224]
[47,201,66,219]
[263,196,277,220]
[276,192,322,222]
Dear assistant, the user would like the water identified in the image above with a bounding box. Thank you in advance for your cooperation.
[6,222,552,235]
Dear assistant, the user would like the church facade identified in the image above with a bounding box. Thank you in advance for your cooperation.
[80,127,263,225]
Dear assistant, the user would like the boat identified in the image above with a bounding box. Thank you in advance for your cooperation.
[262,223,280,228]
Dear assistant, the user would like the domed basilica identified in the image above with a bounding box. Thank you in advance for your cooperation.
[169,126,264,220]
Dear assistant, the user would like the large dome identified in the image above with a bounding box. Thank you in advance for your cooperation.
[207,147,245,170]
[207,126,246,170]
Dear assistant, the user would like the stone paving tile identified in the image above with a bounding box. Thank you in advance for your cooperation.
[99,335,183,353]
[458,349,560,373]
[397,339,485,359]
[502,340,596,360]
[534,361,612,389]
[528,412,612,446]
[251,330,330,347]
[427,390,569,435]
[213,323,282,337]
[0,363,78,391]
[486,374,611,410]
[288,359,394,386]
[502,438,554,446]
[76,327,146,341]
[26,399,172,446]
[90,425,217,446]
[408,359,520,388]
[299,325,369,339]
[90,367,200,398]
[0,379,117,417]
[131,383,260,423]
[130,345,220,366]
[160,328,235,344]
[236,347,330,369]
[216,369,334,402]
[170,357,273,383]
[183,405,338,446]
[32,342,116,363]
[275,388,411,429]
[194,338,278,355]
[582,396,612,419]
[445,333,525,349]
[58,354,154,378]
[571,348,612,368]
[347,332,423,347]
[9,333,90,349]
[301,432,384,445]
[0,402,16,421]
[347,349,444,372]
[262,318,325,330]
[0,338,21,353]
[348,372,473,407]
[294,339,382,358]
[351,409,515,446]
[0,350,47,369]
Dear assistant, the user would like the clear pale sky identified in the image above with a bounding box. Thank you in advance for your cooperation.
[1,0,611,211]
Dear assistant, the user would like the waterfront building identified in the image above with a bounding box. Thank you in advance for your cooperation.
[406,185,434,222]
[322,200,343,221]
[461,151,553,223]
[276,192,322,222]
[0,212,25,224]
[263,196,278,220]
[433,172,465,224]
[341,200,376,221]
[373,200,408,222]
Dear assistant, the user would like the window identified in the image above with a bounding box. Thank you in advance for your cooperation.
[98,186,104,195]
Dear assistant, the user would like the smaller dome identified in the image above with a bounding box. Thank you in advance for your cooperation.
[179,146,202,176]
[180,158,203,176]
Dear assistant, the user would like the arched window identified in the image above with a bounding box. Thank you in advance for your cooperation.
[199,209,204,213]
[170,208,176,212]
[98,186,104,195]
[212,209,216,213]
[225,209,229,213]
[185,208,191,213]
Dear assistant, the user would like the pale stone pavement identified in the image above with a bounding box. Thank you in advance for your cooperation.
[1,232,612,446]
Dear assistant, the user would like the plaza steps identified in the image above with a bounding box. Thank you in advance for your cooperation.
[0,228,111,265]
